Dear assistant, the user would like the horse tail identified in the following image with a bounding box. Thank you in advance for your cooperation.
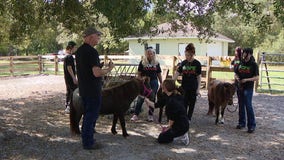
[69,89,81,135]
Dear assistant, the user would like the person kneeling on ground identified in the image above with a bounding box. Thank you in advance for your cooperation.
[144,79,190,145]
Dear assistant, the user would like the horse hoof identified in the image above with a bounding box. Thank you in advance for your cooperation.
[123,133,129,137]
[207,112,213,116]
[218,121,224,124]
[111,129,117,135]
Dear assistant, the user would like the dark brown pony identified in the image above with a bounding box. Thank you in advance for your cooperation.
[70,78,146,137]
[207,80,235,124]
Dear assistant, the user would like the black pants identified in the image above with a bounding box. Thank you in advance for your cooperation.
[65,81,77,107]
[158,127,188,144]
[184,89,197,121]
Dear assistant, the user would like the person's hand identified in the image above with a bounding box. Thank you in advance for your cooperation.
[241,78,248,83]
[196,89,201,97]
[161,125,169,133]
[234,75,240,82]
[144,98,150,105]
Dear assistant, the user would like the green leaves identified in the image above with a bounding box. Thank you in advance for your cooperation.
[0,0,283,55]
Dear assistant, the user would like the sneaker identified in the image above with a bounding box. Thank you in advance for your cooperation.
[236,124,245,129]
[147,115,153,122]
[173,135,183,142]
[83,143,102,150]
[181,132,190,146]
[130,115,138,121]
[174,132,190,145]
[247,128,255,133]
[65,106,70,114]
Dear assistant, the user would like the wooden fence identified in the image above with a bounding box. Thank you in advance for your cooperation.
[0,55,61,76]
[0,55,236,90]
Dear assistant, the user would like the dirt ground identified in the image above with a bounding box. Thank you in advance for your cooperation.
[0,75,283,160]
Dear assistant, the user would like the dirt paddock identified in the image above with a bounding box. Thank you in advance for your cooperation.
[0,75,283,160]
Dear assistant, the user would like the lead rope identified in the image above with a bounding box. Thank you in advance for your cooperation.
[227,94,238,113]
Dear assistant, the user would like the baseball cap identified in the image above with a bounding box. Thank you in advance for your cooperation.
[67,41,76,47]
[83,27,102,37]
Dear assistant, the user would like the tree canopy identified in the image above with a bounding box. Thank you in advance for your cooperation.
[0,0,283,55]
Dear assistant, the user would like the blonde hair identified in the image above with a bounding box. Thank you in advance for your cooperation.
[142,48,159,66]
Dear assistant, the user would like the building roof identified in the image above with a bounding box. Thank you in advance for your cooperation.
[125,22,235,43]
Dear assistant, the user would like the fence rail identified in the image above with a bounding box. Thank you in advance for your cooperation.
[257,52,284,93]
[0,54,236,88]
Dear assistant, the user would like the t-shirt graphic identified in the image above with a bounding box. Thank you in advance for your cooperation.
[238,65,251,74]
[144,64,158,71]
[182,65,197,75]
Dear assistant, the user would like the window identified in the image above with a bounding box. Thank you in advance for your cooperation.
[144,43,160,54]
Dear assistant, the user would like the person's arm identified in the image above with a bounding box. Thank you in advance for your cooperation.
[92,60,114,77]
[172,71,180,81]
[157,73,162,84]
[241,76,259,83]
[67,65,77,84]
[196,74,201,96]
[144,98,155,107]
[137,71,143,79]
[168,120,174,128]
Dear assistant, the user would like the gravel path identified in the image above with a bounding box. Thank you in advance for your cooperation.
[0,75,283,160]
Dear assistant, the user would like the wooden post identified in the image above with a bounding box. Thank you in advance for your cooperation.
[205,56,212,89]
[9,56,14,76]
[255,52,260,92]
[38,55,42,74]
[172,56,177,76]
[104,55,108,66]
[55,55,58,75]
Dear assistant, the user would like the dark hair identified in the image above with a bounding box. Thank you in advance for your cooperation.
[185,43,195,54]
[235,46,242,58]
[66,41,76,50]
[67,41,76,47]
[243,48,253,55]
[163,79,177,92]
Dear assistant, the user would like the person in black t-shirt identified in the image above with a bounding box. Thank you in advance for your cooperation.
[130,47,162,122]
[63,41,77,113]
[172,43,201,121]
[235,48,259,133]
[145,79,189,145]
[76,27,114,150]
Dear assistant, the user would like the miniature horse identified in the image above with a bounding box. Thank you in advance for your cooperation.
[70,78,147,137]
[207,80,235,124]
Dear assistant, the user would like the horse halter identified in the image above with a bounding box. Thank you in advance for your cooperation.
[142,83,152,98]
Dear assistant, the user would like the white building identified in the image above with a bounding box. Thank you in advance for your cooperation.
[125,22,235,57]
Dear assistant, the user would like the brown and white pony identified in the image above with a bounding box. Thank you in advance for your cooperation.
[70,77,148,137]
[207,80,235,124]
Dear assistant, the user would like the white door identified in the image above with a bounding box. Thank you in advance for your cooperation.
[207,42,222,56]
[178,43,187,56]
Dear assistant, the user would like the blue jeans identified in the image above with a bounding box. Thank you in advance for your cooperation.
[238,88,256,129]
[134,79,159,116]
[81,96,102,147]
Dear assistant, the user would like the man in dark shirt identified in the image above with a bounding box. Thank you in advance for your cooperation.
[63,41,77,113]
[76,27,114,150]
